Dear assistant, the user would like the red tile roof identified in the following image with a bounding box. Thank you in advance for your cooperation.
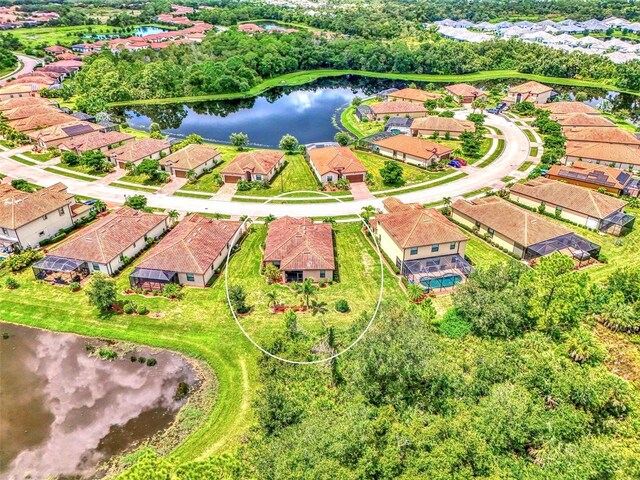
[264,217,335,271]
[136,214,243,274]
[0,182,73,229]
[307,146,367,176]
[1,104,58,120]
[539,101,599,115]
[566,141,640,165]
[159,144,220,170]
[387,88,441,102]
[373,135,453,161]
[370,101,428,115]
[0,97,53,111]
[221,150,285,176]
[8,111,76,132]
[444,83,484,98]
[59,131,135,153]
[563,127,640,146]
[106,138,170,164]
[509,81,553,94]
[556,113,615,128]
[410,116,476,133]
[547,161,631,191]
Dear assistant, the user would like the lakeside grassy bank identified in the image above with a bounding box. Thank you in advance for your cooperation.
[108,68,640,107]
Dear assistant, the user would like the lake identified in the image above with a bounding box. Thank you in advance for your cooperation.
[0,322,197,479]
[116,75,639,148]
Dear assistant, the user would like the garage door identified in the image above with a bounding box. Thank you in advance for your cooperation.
[174,169,187,178]
[118,161,126,169]
[224,175,242,183]
[346,174,364,183]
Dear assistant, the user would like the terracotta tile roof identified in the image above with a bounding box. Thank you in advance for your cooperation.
[564,127,640,146]
[0,97,53,111]
[373,135,453,160]
[509,81,553,94]
[49,207,167,264]
[221,149,285,176]
[387,88,441,102]
[6,76,56,86]
[264,217,335,271]
[556,113,615,128]
[0,182,73,229]
[44,45,70,54]
[566,141,640,165]
[159,144,220,171]
[28,120,101,144]
[1,104,58,120]
[0,83,38,95]
[410,116,476,133]
[510,177,627,220]
[547,161,631,190]
[136,214,243,274]
[376,199,466,248]
[8,111,75,132]
[107,138,170,164]
[308,146,367,176]
[539,101,599,115]
[452,196,573,247]
[444,83,484,98]
[59,131,135,153]
[370,101,428,115]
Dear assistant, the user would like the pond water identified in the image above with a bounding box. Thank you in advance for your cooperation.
[0,322,196,479]
[116,75,639,148]
[134,25,170,36]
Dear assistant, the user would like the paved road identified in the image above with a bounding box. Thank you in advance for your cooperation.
[0,54,42,85]
[0,112,531,217]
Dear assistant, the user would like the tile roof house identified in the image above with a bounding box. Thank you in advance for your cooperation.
[384,116,414,134]
[547,161,637,196]
[130,214,245,289]
[59,131,135,154]
[503,81,554,104]
[372,134,453,168]
[538,101,600,116]
[221,149,285,184]
[451,196,600,261]
[159,144,221,178]
[263,216,335,283]
[557,113,616,128]
[409,116,476,138]
[8,111,76,132]
[28,120,102,148]
[107,138,171,168]
[372,198,470,288]
[1,104,59,121]
[510,177,632,234]
[0,96,54,111]
[0,83,40,100]
[306,146,367,184]
[565,141,640,170]
[0,182,79,251]
[41,207,169,276]
[444,83,487,103]
[563,127,640,148]
[368,101,429,121]
[44,45,71,55]
[386,88,442,104]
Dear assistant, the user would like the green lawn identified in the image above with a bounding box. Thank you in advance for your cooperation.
[518,160,533,171]
[340,101,384,139]
[601,113,640,133]
[523,129,537,143]
[354,150,449,191]
[432,136,492,165]
[22,151,56,162]
[373,172,467,198]
[179,145,255,194]
[44,167,96,181]
[9,155,36,166]
[110,182,158,193]
[118,173,165,187]
[477,138,505,168]
[56,162,105,177]
[465,235,512,266]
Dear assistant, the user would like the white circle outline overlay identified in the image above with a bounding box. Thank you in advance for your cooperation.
[224,189,384,365]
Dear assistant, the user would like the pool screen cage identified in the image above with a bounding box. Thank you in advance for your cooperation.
[599,211,635,237]
[32,256,90,284]
[523,233,601,267]
[402,254,473,291]
[129,268,178,291]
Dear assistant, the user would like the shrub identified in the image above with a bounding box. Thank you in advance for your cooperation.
[237,179,251,191]
[146,358,157,366]
[85,273,117,312]
[137,305,149,315]
[69,281,80,292]
[564,329,607,365]
[97,348,117,361]
[162,283,182,299]
[130,355,137,362]
[3,250,43,272]
[335,299,350,313]
[123,302,135,314]
[174,381,190,401]
[5,277,19,290]
[264,263,282,284]
[439,308,471,338]
[138,356,147,363]
[229,284,250,313]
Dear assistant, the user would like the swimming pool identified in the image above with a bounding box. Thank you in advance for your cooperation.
[419,274,462,290]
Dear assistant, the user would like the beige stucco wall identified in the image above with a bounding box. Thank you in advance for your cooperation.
[376,145,439,168]
[10,204,74,249]
[172,154,221,177]
[566,154,638,172]
[373,111,427,121]
[300,269,334,282]
[509,191,604,228]
[451,209,522,258]
[411,128,466,139]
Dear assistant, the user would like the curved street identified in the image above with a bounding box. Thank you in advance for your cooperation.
[0,112,534,217]
[0,54,42,85]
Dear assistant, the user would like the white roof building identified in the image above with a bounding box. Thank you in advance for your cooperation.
[603,17,630,27]
[605,51,639,64]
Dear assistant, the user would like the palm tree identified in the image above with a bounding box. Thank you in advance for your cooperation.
[406,283,424,302]
[442,196,452,215]
[167,209,179,225]
[93,199,106,213]
[124,161,136,174]
[309,299,328,316]
[265,290,278,309]
[293,279,318,309]
[361,205,376,224]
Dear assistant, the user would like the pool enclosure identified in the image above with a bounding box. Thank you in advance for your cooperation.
[523,232,601,267]
[129,267,178,291]
[32,256,90,284]
[599,211,635,237]
[402,254,473,291]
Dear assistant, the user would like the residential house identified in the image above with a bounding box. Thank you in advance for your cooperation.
[238,23,265,33]
[371,134,453,168]
[372,197,471,289]
[564,127,640,148]
[221,149,285,183]
[58,131,135,154]
[538,101,600,116]
[0,182,81,252]
[0,96,54,111]
[444,83,486,103]
[451,196,600,262]
[409,116,476,138]
[35,207,169,280]
[0,83,39,100]
[547,161,639,196]
[367,102,429,121]
[510,177,633,235]
[386,88,441,104]
[263,216,335,283]
[556,113,616,129]
[8,111,76,132]
[130,214,245,290]
[1,104,59,121]
[28,121,102,148]
[107,138,171,169]
[159,144,221,178]
[503,81,554,104]
[44,45,71,56]
[306,145,367,184]
[384,117,413,134]
[565,141,640,170]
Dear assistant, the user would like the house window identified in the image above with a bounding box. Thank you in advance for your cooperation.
[1,228,7,235]
[255,175,262,181]
[327,175,334,182]
[39,231,45,236]
[475,220,481,228]
[431,245,439,253]
[133,242,136,248]
[488,228,495,237]
[410,247,418,255]
[43,214,48,220]
[186,273,195,282]
[92,263,100,271]
[59,207,65,216]
[450,242,456,250]
[320,270,326,279]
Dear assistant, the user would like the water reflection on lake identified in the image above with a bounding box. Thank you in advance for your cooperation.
[0,322,195,479]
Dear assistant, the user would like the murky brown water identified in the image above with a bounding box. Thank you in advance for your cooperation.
[0,322,195,479]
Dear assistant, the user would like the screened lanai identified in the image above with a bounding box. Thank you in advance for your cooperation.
[129,267,178,291]
[600,211,635,237]
[32,256,90,284]
[523,233,601,267]
[402,254,473,291]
